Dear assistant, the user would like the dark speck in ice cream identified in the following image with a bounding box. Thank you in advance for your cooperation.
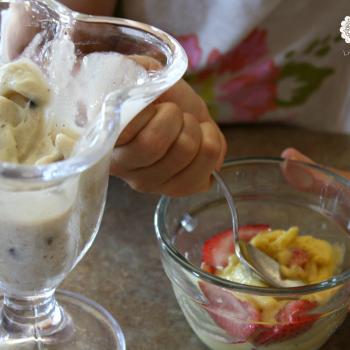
[8,248,17,257]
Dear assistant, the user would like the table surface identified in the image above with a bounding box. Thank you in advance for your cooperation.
[62,125,350,350]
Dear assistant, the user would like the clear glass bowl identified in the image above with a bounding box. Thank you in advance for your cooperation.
[155,158,350,350]
[0,0,187,349]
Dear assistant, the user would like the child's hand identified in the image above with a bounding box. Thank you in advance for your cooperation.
[4,6,227,197]
[282,148,350,180]
[111,70,227,197]
[282,148,350,201]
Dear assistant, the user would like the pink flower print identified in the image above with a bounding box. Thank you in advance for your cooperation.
[177,34,202,70]
[207,48,221,65]
[197,29,269,82]
[216,29,268,74]
[178,28,279,121]
[203,29,268,77]
[218,59,279,121]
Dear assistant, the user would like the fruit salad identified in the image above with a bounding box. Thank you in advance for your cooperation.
[194,225,346,349]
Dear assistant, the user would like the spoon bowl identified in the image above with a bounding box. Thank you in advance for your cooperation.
[213,171,306,288]
[239,240,305,287]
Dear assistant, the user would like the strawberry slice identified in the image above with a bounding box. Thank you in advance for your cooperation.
[289,248,309,268]
[201,225,270,270]
[201,262,216,274]
[238,224,271,242]
[253,300,319,345]
[202,229,234,269]
[200,282,261,343]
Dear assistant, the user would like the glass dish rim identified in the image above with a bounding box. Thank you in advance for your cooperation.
[0,0,187,182]
[155,156,350,296]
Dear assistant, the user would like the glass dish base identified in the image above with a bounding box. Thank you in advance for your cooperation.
[0,289,126,350]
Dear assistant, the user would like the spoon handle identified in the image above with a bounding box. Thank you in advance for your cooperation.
[212,171,267,281]
[212,171,240,249]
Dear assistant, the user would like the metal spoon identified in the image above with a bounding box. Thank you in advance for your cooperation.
[213,171,305,288]
[238,241,305,287]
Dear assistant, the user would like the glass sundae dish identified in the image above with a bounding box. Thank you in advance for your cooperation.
[0,0,187,349]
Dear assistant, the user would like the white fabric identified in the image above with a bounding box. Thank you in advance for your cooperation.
[125,0,282,65]
[124,0,350,134]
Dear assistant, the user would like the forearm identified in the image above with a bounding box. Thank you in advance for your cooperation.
[59,0,118,16]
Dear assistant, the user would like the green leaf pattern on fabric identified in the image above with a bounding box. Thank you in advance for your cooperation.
[181,30,341,121]
[277,33,341,107]
[188,74,219,120]
[276,62,334,107]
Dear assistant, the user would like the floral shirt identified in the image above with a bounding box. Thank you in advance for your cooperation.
[123,0,350,133]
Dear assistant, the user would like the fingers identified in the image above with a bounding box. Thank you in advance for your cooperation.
[157,79,211,122]
[282,147,350,180]
[128,55,163,71]
[111,105,226,196]
[216,124,228,171]
[158,120,224,197]
[116,104,157,146]
[112,102,184,171]
[280,147,350,203]
[128,55,210,122]
[128,55,211,124]
[281,147,328,192]
[111,54,226,197]
[122,113,202,190]
[281,148,314,164]
[281,148,350,215]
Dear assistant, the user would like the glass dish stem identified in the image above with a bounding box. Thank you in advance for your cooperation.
[0,289,73,344]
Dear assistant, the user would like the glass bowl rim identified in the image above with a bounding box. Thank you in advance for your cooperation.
[0,0,187,182]
[155,156,350,296]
